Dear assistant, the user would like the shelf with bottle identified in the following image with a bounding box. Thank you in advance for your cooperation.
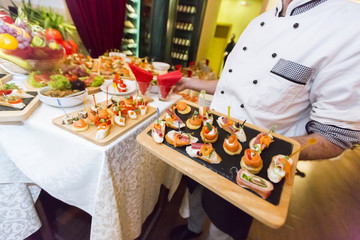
[124,28,138,34]
[124,19,136,29]
[126,2,137,14]
[173,37,191,47]
[127,12,138,19]
[175,22,194,31]
[177,4,196,14]
[122,0,140,56]
[171,50,189,61]
[123,43,138,48]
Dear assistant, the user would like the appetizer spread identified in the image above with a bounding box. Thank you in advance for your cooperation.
[176,101,191,114]
[186,143,222,164]
[114,114,126,127]
[236,169,274,200]
[128,110,137,119]
[165,106,185,129]
[152,120,166,143]
[0,83,34,109]
[201,108,213,125]
[27,65,104,91]
[96,122,111,140]
[165,130,198,147]
[145,101,296,202]
[78,109,88,119]
[217,116,246,142]
[72,117,88,132]
[98,55,132,78]
[200,122,218,143]
[223,134,242,155]
[113,74,127,92]
[56,95,153,143]
[250,132,274,153]
[267,154,293,183]
[240,148,263,174]
[139,105,147,116]
[62,115,73,125]
[86,110,100,124]
[186,110,202,130]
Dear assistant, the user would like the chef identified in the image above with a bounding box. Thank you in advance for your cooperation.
[171,0,360,239]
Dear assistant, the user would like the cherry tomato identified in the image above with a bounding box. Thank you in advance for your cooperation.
[204,125,210,134]
[66,39,78,53]
[45,28,63,42]
[0,34,18,50]
[60,40,72,55]
[0,89,12,95]
[0,11,14,24]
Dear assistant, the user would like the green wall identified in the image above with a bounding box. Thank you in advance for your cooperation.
[206,0,263,76]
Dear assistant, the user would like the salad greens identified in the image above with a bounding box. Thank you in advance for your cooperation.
[48,74,71,90]
[28,72,47,88]
[0,83,19,90]
[90,75,104,87]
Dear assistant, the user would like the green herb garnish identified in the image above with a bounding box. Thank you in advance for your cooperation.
[240,119,247,129]
[206,122,213,132]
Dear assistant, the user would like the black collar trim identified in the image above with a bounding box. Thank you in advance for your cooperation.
[290,0,328,16]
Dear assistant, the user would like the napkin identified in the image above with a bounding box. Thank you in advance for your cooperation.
[128,64,153,94]
[157,70,182,99]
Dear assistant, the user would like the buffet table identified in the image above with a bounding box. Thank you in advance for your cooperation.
[0,75,183,240]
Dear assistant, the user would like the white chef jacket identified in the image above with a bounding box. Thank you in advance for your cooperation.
[211,0,360,147]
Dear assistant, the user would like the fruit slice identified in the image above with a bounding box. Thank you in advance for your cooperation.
[0,34,18,50]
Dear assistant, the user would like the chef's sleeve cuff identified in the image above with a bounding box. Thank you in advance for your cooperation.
[306,120,360,149]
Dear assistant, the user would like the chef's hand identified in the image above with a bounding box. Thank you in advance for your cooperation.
[174,77,219,95]
[174,77,191,92]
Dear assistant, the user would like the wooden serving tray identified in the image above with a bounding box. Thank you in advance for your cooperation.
[53,101,156,146]
[0,92,40,122]
[136,101,301,228]
[0,73,12,83]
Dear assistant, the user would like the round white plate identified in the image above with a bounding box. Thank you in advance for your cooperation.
[100,79,137,96]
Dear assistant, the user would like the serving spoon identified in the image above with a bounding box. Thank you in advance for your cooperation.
[64,90,86,98]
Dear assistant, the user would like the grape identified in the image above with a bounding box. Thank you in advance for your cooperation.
[62,65,69,73]
[71,79,86,91]
[72,68,79,75]
[18,43,25,49]
[23,41,29,47]
[0,29,4,34]
[10,28,17,35]
[3,25,10,31]
[16,35,23,42]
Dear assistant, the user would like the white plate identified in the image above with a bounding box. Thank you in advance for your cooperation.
[100,79,137,96]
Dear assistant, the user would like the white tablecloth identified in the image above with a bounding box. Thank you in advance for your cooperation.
[0,75,183,240]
